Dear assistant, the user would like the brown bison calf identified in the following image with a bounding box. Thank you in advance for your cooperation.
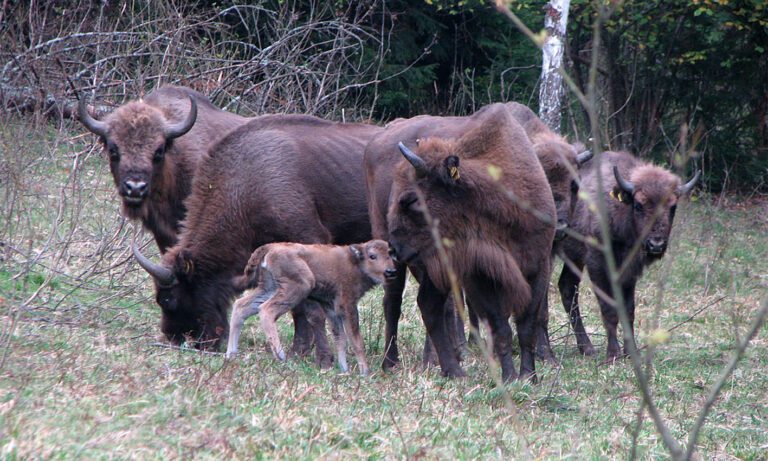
[226,240,396,375]
[559,151,699,360]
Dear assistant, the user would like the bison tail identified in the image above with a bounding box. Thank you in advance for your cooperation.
[241,245,273,290]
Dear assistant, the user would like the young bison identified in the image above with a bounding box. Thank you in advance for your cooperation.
[559,151,700,360]
[226,240,396,375]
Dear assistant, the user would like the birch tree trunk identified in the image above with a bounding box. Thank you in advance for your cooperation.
[538,0,571,133]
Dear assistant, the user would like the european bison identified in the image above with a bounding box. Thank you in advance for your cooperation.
[226,240,396,375]
[79,85,249,252]
[558,150,700,360]
[365,112,491,370]
[470,102,592,362]
[386,105,555,381]
[133,115,382,361]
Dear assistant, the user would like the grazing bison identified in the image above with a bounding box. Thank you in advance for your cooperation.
[226,240,396,375]
[558,151,700,360]
[133,115,382,359]
[386,105,555,381]
[79,85,249,252]
[470,102,593,362]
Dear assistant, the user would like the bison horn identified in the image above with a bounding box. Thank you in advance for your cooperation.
[131,242,176,286]
[398,142,428,177]
[576,149,593,165]
[613,166,635,195]
[78,97,108,138]
[678,169,701,195]
[164,96,198,140]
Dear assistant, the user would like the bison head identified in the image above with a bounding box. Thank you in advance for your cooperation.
[535,140,592,243]
[132,242,230,349]
[613,165,700,260]
[79,96,197,219]
[350,239,397,284]
[386,140,461,268]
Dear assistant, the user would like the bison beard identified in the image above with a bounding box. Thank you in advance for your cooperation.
[557,150,700,361]
[385,105,555,381]
[133,114,381,358]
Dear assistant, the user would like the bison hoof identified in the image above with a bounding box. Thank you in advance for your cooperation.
[275,349,287,361]
[443,368,468,379]
[224,350,237,360]
[579,344,597,357]
[381,357,400,371]
[517,371,538,384]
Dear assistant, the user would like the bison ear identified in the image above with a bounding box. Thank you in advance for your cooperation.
[349,244,364,261]
[443,155,460,183]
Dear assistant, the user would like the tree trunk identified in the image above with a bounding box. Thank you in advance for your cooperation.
[538,0,571,134]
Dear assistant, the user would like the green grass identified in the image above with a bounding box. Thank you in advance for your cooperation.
[1,119,767,459]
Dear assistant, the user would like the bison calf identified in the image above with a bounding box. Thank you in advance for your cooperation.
[226,240,396,375]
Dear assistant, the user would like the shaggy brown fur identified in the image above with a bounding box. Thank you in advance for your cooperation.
[558,151,698,360]
[386,105,555,381]
[80,85,249,252]
[226,240,395,375]
[134,115,382,357]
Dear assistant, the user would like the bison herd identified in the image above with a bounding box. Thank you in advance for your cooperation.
[79,85,699,382]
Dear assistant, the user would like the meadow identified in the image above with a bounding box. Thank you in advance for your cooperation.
[1,118,766,459]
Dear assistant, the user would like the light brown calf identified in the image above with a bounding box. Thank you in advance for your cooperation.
[226,240,396,375]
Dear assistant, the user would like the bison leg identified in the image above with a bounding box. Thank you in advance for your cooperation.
[341,302,369,376]
[327,310,348,373]
[298,300,333,369]
[621,281,638,357]
[289,310,314,358]
[260,274,314,362]
[465,280,518,382]
[381,262,407,370]
[226,284,275,358]
[558,261,595,356]
[467,306,483,348]
[417,277,465,378]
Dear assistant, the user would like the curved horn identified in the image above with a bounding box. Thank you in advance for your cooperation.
[398,142,428,177]
[576,149,593,165]
[677,169,701,195]
[613,166,635,194]
[78,97,108,138]
[132,242,175,285]
[164,96,197,140]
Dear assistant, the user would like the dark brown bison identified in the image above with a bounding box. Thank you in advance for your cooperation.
[558,151,700,360]
[385,105,555,381]
[365,112,493,370]
[226,240,396,375]
[79,85,248,252]
[133,115,382,360]
[470,102,593,362]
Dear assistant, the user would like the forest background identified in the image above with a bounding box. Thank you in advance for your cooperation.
[2,0,767,192]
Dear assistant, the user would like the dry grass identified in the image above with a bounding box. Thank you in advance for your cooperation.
[1,118,767,459]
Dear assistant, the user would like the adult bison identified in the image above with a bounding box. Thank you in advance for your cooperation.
[133,114,382,359]
[475,102,592,362]
[558,151,700,360]
[383,105,555,381]
[79,85,248,252]
[366,112,489,370]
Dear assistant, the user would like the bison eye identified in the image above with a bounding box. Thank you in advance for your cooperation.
[399,193,418,210]
[633,202,644,213]
[369,254,377,260]
[108,145,120,161]
[153,146,165,162]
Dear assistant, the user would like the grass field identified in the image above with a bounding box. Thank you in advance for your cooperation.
[1,119,767,459]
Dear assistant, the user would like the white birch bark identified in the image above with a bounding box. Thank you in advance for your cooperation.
[538,0,571,133]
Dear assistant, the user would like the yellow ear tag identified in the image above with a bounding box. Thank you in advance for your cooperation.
[449,166,460,181]
[610,190,625,203]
